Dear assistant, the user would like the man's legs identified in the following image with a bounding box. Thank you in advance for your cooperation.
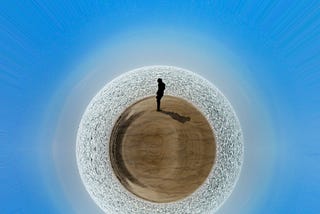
[156,95,162,111]
[157,98,160,111]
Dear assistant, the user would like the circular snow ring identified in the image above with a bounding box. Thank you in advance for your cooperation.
[76,65,243,214]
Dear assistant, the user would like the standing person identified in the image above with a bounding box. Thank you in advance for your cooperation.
[156,78,165,111]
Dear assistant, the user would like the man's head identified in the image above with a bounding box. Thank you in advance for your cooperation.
[157,78,162,83]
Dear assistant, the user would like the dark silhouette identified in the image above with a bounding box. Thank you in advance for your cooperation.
[156,78,165,111]
[160,110,191,123]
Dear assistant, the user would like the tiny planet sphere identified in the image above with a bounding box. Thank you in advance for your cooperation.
[76,66,243,214]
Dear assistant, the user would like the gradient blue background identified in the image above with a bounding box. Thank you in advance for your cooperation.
[1,1,320,213]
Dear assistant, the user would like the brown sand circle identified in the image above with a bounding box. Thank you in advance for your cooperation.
[109,96,216,203]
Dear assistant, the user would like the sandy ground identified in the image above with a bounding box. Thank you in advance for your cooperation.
[109,96,216,203]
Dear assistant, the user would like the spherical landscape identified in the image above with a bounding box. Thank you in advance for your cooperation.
[76,66,243,214]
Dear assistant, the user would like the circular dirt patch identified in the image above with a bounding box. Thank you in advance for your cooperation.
[110,96,216,203]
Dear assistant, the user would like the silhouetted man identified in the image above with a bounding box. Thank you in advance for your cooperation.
[156,78,165,111]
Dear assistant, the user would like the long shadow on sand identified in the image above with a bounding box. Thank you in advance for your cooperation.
[160,110,191,123]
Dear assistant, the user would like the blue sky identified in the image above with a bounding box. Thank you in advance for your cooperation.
[1,1,320,213]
